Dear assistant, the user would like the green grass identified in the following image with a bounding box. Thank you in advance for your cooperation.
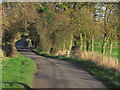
[2,54,36,89]
[32,49,120,89]
[93,41,119,59]
[94,47,119,59]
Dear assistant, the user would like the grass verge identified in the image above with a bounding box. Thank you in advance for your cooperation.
[2,53,36,89]
[32,49,120,89]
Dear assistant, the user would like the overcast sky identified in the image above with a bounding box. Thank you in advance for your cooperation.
[0,0,2,4]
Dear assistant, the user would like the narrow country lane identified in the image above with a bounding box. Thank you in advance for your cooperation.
[20,50,109,89]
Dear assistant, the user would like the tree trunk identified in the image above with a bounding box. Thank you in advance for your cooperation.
[86,40,89,51]
[5,32,18,57]
[91,37,94,53]
[102,6,107,55]
[80,33,83,51]
[83,34,86,52]
[101,36,110,54]
[10,44,18,57]
[109,40,113,55]
[67,35,73,57]
[5,44,18,57]
[61,41,66,55]
[101,43,106,55]
[102,6,111,55]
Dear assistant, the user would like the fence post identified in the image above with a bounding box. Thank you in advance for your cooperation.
[102,54,104,62]
[108,55,110,64]
[92,52,94,59]
[116,58,119,70]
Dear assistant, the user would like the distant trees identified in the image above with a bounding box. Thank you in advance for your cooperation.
[2,2,119,58]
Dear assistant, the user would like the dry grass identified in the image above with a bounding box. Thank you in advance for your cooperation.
[0,50,3,58]
[80,52,119,71]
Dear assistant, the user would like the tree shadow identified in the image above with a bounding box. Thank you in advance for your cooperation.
[3,82,34,90]
[17,49,30,52]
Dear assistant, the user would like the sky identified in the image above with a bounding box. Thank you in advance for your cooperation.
[0,0,2,4]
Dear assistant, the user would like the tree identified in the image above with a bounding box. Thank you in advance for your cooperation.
[2,2,119,58]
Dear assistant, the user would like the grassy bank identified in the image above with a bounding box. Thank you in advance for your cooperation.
[2,54,36,88]
[32,49,120,89]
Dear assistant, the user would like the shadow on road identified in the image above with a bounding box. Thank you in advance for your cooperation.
[3,82,33,90]
[17,49,30,52]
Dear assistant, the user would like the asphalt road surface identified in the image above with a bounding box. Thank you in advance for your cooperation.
[20,50,109,89]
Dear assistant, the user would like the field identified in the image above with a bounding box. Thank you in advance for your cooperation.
[93,41,119,60]
[94,47,118,58]
[2,54,36,88]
